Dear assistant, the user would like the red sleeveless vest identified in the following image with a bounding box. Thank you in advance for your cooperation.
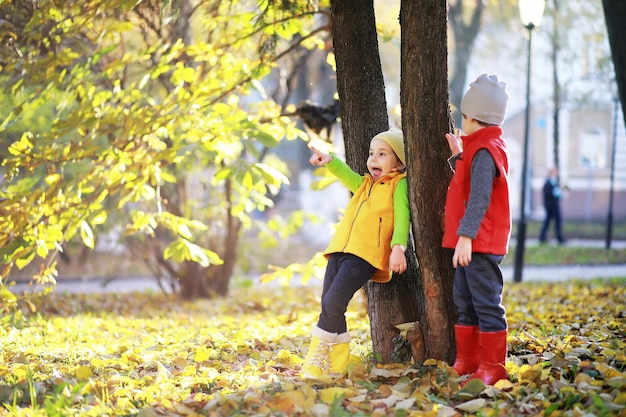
[442,126,511,255]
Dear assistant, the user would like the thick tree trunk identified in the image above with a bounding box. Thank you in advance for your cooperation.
[330,0,388,169]
[400,0,456,362]
[366,245,422,363]
[330,0,422,363]
[602,0,626,127]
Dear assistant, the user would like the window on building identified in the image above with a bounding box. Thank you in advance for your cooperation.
[579,127,606,168]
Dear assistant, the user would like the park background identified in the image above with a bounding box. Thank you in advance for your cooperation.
[0,1,625,416]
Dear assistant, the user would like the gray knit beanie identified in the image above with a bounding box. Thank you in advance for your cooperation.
[460,74,509,126]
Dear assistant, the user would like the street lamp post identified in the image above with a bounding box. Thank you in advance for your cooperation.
[513,0,546,283]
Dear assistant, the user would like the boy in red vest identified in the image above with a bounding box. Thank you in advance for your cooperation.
[303,128,410,379]
[442,74,511,385]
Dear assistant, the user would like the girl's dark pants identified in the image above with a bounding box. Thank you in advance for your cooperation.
[317,253,376,334]
[453,252,507,332]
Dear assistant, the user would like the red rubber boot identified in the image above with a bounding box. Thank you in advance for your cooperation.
[473,330,508,385]
[452,324,480,376]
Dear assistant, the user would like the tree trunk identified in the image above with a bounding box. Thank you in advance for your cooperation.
[178,179,241,299]
[330,0,422,363]
[178,226,238,299]
[400,0,456,362]
[367,246,422,363]
[602,0,626,128]
[330,0,388,170]
[551,0,562,172]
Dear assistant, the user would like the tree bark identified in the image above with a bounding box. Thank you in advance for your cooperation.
[330,0,422,363]
[367,245,423,363]
[177,178,241,299]
[400,0,456,362]
[330,0,388,171]
[602,0,626,128]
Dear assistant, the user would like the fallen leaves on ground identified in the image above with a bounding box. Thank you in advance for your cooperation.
[0,278,624,416]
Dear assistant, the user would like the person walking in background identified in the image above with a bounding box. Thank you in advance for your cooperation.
[539,167,566,244]
[302,128,410,379]
[442,74,511,386]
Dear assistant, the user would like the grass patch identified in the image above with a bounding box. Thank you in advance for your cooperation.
[516,220,626,240]
[503,245,626,266]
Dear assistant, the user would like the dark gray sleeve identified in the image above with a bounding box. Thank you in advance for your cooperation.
[457,149,496,238]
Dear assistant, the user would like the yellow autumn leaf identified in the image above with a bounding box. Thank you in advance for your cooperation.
[193,349,211,363]
[76,365,93,380]
[80,220,95,249]
[180,365,197,376]
[45,173,61,185]
[595,362,623,378]
[494,379,514,391]
[320,387,350,404]
[12,364,29,382]
[0,285,17,304]
[519,364,542,381]
[271,398,295,415]
[274,349,296,364]
[284,389,312,409]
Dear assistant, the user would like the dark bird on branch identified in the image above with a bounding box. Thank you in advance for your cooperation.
[287,99,340,142]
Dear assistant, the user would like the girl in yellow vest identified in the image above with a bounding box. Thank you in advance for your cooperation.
[303,128,410,379]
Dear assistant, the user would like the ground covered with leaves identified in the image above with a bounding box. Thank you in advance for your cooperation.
[1,278,625,416]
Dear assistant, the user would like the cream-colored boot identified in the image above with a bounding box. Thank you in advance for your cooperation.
[302,326,336,379]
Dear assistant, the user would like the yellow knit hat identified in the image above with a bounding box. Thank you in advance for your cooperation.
[372,128,405,165]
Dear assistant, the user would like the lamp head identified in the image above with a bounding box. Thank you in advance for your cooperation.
[518,0,546,30]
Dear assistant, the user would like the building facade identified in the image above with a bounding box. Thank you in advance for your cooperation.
[503,101,626,222]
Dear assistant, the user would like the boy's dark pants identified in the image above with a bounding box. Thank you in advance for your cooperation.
[453,253,507,332]
[317,253,376,334]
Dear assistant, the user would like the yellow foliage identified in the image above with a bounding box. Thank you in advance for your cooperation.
[0,279,624,416]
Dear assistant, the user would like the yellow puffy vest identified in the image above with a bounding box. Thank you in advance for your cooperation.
[324,172,406,283]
